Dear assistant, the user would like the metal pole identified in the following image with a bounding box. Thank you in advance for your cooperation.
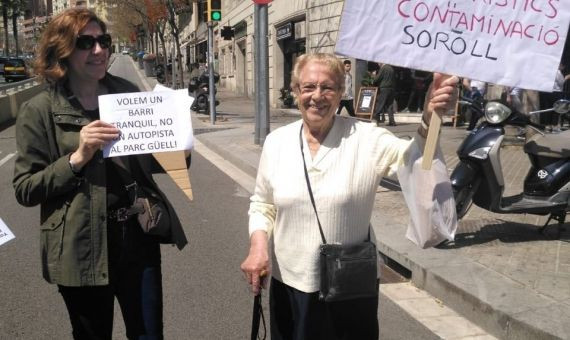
[208,21,217,124]
[259,4,270,145]
[254,5,260,144]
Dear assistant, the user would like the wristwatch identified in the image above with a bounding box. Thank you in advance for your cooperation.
[68,154,81,175]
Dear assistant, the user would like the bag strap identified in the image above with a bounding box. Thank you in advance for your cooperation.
[299,125,328,245]
[111,156,139,203]
[299,124,371,244]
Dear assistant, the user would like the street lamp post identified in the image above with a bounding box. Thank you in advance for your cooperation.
[253,0,272,145]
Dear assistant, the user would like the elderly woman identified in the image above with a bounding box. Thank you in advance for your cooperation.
[13,8,186,340]
[241,53,457,339]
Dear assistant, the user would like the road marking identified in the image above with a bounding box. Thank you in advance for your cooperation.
[0,152,16,167]
[193,139,256,195]
[381,282,497,339]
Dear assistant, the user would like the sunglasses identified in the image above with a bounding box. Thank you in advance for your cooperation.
[75,34,112,50]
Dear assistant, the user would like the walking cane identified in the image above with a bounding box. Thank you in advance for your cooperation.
[250,271,267,340]
[250,294,265,340]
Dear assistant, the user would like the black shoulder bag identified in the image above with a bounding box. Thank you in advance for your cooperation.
[112,156,171,239]
[299,125,378,302]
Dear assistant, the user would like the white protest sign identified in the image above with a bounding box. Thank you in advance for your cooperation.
[99,89,194,157]
[0,218,15,246]
[336,0,570,92]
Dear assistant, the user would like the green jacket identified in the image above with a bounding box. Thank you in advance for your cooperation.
[13,73,187,286]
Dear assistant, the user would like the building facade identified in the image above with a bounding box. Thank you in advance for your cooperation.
[177,0,345,107]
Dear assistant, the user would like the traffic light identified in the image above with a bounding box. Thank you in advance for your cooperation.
[221,26,234,40]
[208,0,221,22]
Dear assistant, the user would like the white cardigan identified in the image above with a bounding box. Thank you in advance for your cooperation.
[249,117,419,293]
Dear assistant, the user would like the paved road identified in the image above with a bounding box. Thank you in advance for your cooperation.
[0,55,440,339]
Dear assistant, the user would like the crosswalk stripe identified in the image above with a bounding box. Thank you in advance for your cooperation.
[0,152,16,167]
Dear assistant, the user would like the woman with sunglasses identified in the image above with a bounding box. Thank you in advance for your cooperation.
[13,8,187,339]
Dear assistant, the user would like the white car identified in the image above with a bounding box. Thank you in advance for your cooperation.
[121,50,129,55]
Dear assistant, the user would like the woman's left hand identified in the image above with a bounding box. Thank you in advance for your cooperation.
[423,73,459,123]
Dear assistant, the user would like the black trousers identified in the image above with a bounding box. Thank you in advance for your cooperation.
[374,88,395,124]
[336,99,355,117]
[58,218,162,340]
[269,278,379,340]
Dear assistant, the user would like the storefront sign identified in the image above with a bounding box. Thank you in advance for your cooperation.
[99,89,194,157]
[355,87,378,120]
[276,23,293,41]
[336,0,570,92]
[294,21,306,40]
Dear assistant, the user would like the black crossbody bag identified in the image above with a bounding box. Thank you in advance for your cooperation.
[299,126,378,302]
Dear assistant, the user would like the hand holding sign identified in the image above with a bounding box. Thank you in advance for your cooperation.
[70,120,120,172]
[421,74,459,169]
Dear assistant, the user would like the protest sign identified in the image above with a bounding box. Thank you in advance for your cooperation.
[151,84,194,201]
[0,218,15,247]
[336,0,570,92]
[99,89,194,157]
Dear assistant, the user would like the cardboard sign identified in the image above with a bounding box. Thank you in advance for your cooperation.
[99,89,194,157]
[355,87,378,120]
[0,218,15,247]
[336,0,570,92]
[151,84,194,201]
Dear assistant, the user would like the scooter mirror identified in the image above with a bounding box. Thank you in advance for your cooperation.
[553,99,570,114]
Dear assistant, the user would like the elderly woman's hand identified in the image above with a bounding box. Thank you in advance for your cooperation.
[240,231,270,295]
[69,120,120,171]
[423,73,459,124]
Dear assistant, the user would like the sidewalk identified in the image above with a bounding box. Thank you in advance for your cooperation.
[134,60,570,340]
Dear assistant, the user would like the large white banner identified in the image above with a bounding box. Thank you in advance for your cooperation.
[336,0,570,92]
[99,89,194,157]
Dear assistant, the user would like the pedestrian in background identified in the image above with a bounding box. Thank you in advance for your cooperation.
[403,69,430,113]
[335,59,355,117]
[13,8,187,339]
[466,79,487,130]
[538,63,570,132]
[241,53,458,340]
[373,62,397,126]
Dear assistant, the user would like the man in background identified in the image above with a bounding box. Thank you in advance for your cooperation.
[336,59,356,116]
[373,62,396,126]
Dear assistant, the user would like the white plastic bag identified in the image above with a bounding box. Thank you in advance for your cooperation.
[397,141,457,248]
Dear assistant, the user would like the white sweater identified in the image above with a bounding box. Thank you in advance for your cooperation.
[249,117,417,293]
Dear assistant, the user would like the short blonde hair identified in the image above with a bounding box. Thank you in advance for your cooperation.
[290,53,345,94]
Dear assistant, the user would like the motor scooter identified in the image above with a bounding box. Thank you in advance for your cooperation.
[450,98,570,237]
[153,62,171,84]
[188,71,220,114]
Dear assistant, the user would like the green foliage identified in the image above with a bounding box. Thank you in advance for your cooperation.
[279,87,294,107]
[361,72,376,86]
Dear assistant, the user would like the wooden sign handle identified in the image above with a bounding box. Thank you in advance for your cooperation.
[421,110,442,170]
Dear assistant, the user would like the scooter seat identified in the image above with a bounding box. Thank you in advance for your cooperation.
[524,130,570,158]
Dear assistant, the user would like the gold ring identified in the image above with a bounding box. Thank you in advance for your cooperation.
[260,269,268,277]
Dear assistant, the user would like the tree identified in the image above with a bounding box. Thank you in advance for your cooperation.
[105,0,191,87]
[11,0,26,56]
[1,0,8,55]
[163,0,189,88]
[0,0,26,56]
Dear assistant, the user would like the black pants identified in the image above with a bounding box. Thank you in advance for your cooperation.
[59,219,162,340]
[374,88,395,124]
[336,99,355,117]
[270,278,379,340]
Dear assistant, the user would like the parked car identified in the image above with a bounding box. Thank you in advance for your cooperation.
[3,58,28,82]
[0,56,7,77]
